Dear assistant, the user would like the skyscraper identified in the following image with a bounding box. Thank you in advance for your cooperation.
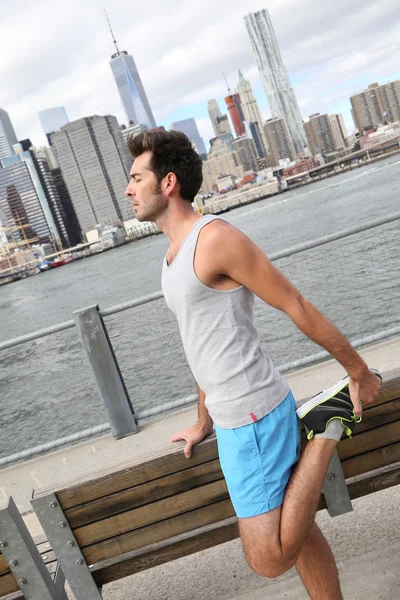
[0,152,63,247]
[106,12,156,130]
[38,107,69,145]
[208,99,222,137]
[245,9,306,154]
[51,115,135,235]
[244,121,266,159]
[232,136,259,172]
[225,94,246,137]
[304,114,337,156]
[237,71,266,148]
[350,81,400,132]
[0,108,18,160]
[171,118,207,159]
[216,114,232,135]
[329,115,347,149]
[263,117,295,167]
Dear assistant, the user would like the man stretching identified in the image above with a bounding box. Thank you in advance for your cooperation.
[125,128,381,599]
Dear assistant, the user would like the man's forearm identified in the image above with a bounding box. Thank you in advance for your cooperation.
[289,297,369,380]
[195,381,213,432]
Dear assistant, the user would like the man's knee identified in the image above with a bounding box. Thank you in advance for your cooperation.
[244,545,296,579]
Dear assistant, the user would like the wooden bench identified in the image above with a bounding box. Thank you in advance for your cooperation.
[2,368,400,599]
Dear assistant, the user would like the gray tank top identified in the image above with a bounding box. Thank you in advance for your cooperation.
[161,215,289,429]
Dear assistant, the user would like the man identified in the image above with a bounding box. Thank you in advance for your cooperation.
[125,128,381,599]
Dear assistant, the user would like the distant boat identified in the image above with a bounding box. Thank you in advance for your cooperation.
[52,255,74,268]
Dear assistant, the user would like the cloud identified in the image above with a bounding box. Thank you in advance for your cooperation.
[1,0,399,149]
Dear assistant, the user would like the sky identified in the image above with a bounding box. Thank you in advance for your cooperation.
[1,0,400,151]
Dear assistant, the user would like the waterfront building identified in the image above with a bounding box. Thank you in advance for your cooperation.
[106,12,156,130]
[171,118,207,160]
[0,108,18,161]
[304,113,337,156]
[38,107,69,146]
[51,115,134,236]
[350,81,400,132]
[245,9,306,154]
[263,117,295,167]
[329,114,348,149]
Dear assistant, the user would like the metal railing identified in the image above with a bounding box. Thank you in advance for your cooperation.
[1,211,400,467]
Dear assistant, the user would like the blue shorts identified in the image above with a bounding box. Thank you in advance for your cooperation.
[215,390,300,519]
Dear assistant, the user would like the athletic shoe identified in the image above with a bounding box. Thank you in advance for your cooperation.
[296,368,382,440]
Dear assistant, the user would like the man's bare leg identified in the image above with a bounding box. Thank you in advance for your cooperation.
[296,522,343,600]
[239,437,337,577]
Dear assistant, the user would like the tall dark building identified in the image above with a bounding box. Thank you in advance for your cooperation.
[51,115,134,235]
[52,168,82,245]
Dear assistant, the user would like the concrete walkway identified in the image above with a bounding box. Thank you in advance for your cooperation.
[1,337,399,598]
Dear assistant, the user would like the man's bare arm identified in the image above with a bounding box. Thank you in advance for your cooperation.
[170,380,213,458]
[206,222,381,415]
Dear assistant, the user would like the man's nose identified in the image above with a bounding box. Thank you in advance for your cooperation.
[125,183,135,197]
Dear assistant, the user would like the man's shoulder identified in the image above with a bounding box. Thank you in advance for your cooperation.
[200,218,236,243]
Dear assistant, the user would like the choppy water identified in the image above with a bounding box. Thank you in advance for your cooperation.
[1,155,400,458]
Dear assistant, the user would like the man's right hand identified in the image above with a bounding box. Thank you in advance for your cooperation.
[170,422,214,459]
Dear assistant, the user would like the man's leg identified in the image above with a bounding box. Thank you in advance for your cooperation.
[239,437,337,577]
[296,521,342,600]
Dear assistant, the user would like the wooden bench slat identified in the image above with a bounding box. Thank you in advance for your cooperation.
[75,479,229,547]
[35,437,220,509]
[32,368,400,511]
[92,517,239,587]
[353,399,400,433]
[342,440,400,478]
[338,420,400,460]
[66,458,222,529]
[83,498,235,565]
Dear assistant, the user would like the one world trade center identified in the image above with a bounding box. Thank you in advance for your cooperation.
[106,13,156,129]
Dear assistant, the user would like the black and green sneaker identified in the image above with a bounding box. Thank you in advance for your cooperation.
[296,369,382,440]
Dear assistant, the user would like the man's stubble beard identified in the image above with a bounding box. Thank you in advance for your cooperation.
[137,184,167,223]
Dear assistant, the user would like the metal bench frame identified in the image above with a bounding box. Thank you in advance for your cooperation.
[0,497,67,600]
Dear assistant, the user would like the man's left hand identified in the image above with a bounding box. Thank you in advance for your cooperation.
[349,369,382,418]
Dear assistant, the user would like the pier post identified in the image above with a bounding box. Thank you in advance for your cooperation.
[73,305,138,438]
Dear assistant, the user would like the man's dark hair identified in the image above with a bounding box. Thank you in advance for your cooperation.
[127,127,203,202]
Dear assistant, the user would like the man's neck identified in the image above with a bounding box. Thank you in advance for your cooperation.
[156,202,202,248]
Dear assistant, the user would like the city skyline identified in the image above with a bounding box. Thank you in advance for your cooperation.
[1,1,400,151]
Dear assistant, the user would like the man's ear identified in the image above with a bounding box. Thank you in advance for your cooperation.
[164,172,179,195]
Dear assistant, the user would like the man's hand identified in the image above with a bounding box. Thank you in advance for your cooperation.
[170,421,213,459]
[349,369,382,418]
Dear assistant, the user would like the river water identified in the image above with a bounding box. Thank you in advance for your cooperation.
[1,155,400,458]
